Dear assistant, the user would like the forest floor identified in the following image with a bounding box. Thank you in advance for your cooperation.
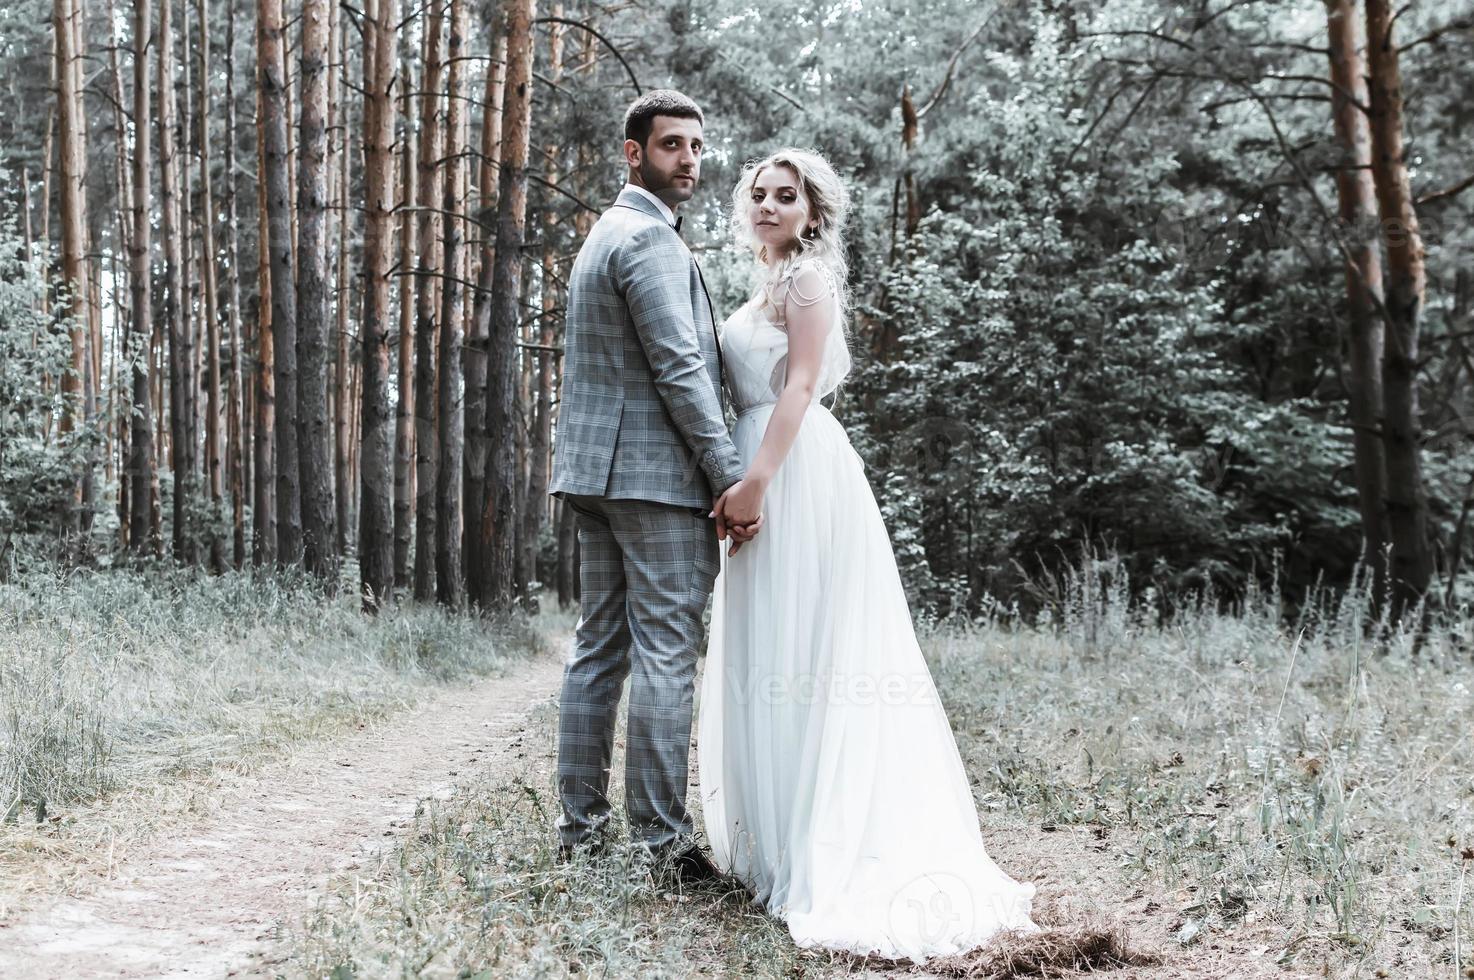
[0,569,1467,978]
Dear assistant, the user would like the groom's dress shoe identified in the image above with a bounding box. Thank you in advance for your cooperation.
[557,834,608,864]
[654,843,738,895]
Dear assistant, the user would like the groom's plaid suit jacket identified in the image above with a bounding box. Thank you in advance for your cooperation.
[550,187,744,509]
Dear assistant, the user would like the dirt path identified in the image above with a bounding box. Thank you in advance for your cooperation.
[0,644,568,980]
[1,637,1316,980]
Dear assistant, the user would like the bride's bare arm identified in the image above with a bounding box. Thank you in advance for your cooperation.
[713,263,834,546]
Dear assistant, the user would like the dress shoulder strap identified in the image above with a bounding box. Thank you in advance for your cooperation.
[765,258,838,329]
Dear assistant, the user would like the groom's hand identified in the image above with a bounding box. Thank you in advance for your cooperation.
[713,479,766,556]
[723,513,763,556]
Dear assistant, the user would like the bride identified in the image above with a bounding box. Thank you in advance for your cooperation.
[699,149,1038,962]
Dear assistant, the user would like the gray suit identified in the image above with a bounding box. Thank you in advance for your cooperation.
[551,187,744,851]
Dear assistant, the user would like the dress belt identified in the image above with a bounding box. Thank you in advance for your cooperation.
[735,401,830,420]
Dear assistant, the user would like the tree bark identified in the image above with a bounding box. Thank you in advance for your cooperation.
[160,0,196,563]
[555,28,595,607]
[224,0,247,567]
[197,0,225,572]
[106,0,132,526]
[412,0,446,601]
[393,50,418,588]
[524,5,564,596]
[128,0,161,555]
[358,0,401,610]
[333,0,353,557]
[1365,0,1433,618]
[1325,0,1388,596]
[253,12,278,567]
[54,0,92,541]
[464,15,506,604]
[479,0,534,609]
[260,0,302,565]
[434,0,469,607]
[297,0,339,583]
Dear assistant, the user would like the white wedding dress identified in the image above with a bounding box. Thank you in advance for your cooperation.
[697,259,1037,962]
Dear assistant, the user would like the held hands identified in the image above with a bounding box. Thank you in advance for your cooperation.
[712,475,768,557]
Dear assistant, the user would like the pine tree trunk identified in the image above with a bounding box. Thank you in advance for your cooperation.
[358,0,401,610]
[1365,0,1433,619]
[259,0,302,564]
[106,0,131,521]
[1325,0,1388,598]
[523,6,564,596]
[334,74,353,559]
[252,23,278,567]
[464,16,505,605]
[297,0,339,583]
[433,0,468,607]
[412,1,446,601]
[128,0,161,555]
[479,0,534,608]
[555,29,595,606]
[224,0,247,567]
[325,0,345,559]
[160,0,195,563]
[54,0,92,542]
[197,0,225,572]
[393,56,417,588]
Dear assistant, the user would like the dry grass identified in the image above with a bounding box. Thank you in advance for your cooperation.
[5,556,1470,978]
[284,559,1474,979]
[0,563,552,907]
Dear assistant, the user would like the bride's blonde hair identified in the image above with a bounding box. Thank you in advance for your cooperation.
[730,148,851,324]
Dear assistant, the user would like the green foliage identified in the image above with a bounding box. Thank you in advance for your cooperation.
[0,218,96,574]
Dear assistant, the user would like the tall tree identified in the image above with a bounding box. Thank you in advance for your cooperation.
[127,0,160,555]
[198,0,225,571]
[105,0,133,528]
[253,12,277,566]
[54,0,92,540]
[358,0,401,610]
[297,0,339,582]
[224,0,247,567]
[478,0,534,608]
[333,6,354,557]
[524,5,564,592]
[412,1,446,601]
[1325,0,1387,595]
[434,0,468,607]
[259,0,302,564]
[393,47,418,587]
[464,12,505,603]
[160,0,195,562]
[1365,0,1433,617]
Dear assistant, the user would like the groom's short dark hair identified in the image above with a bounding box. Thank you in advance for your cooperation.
[624,90,704,148]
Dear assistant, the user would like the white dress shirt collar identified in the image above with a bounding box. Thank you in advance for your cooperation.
[625,183,678,228]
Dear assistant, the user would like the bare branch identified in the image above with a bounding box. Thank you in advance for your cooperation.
[531,16,641,93]
[1397,17,1473,53]
[1417,172,1474,207]
[917,18,990,119]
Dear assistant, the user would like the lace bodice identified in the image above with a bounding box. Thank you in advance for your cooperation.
[719,259,851,415]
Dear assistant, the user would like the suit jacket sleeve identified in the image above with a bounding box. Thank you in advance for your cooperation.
[617,224,745,496]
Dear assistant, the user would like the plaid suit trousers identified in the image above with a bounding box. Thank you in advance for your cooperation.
[555,494,720,850]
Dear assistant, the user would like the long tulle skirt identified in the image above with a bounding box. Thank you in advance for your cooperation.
[697,403,1037,962]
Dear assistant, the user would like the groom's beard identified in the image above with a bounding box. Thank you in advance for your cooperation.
[640,157,697,206]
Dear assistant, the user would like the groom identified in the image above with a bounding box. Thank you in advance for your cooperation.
[549,90,760,885]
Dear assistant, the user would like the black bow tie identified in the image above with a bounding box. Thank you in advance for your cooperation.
[673,215,683,234]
